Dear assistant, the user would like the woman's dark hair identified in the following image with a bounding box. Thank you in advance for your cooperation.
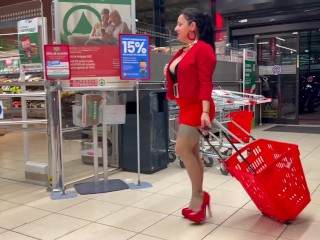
[180,8,214,49]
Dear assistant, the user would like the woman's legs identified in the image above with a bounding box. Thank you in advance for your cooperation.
[176,124,203,211]
[193,141,204,190]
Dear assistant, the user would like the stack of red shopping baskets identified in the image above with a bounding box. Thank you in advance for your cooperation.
[223,139,311,223]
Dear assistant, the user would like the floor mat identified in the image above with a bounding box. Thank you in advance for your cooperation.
[264,125,320,134]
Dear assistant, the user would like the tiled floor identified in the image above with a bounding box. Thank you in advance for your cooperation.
[0,124,320,239]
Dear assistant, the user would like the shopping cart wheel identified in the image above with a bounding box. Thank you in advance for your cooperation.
[220,163,229,175]
[179,159,185,168]
[203,157,214,167]
[168,152,176,162]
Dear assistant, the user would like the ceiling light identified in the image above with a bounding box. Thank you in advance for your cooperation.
[276,44,296,52]
[239,19,248,23]
[239,43,254,46]
[276,37,285,41]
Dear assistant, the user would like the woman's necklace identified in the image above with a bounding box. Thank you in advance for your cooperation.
[183,40,198,51]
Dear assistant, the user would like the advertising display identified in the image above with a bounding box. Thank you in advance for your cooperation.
[0,101,3,119]
[243,49,256,94]
[57,0,135,88]
[44,45,71,80]
[18,18,42,72]
[120,34,150,80]
[82,94,103,125]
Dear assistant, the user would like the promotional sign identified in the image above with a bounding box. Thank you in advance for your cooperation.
[44,45,71,80]
[243,49,256,94]
[120,34,150,80]
[18,18,42,71]
[57,0,135,88]
[82,94,103,125]
[0,101,3,119]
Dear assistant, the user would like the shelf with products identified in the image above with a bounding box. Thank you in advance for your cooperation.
[0,57,46,119]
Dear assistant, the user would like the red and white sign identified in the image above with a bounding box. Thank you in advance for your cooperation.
[44,44,71,80]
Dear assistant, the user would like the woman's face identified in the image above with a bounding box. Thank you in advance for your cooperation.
[174,14,196,44]
[110,13,120,25]
[101,13,109,24]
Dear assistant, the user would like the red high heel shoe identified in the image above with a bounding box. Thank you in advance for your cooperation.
[182,207,192,217]
[185,191,212,223]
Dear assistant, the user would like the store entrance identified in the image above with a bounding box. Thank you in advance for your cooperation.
[255,33,299,124]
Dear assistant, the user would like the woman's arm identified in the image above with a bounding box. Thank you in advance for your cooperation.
[196,43,216,101]
[202,100,210,114]
[89,23,99,39]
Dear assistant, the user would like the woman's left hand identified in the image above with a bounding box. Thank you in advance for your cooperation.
[201,113,211,133]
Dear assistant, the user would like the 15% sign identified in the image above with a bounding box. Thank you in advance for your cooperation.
[119,34,150,80]
[122,41,147,54]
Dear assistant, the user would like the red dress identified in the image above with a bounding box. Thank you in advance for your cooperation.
[176,98,215,127]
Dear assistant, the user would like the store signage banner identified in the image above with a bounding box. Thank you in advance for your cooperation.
[120,34,150,80]
[17,18,42,72]
[57,0,135,88]
[243,49,256,94]
[44,45,71,80]
[82,94,103,125]
[0,101,3,119]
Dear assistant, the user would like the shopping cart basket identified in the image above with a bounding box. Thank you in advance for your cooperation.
[227,110,254,143]
[224,139,311,223]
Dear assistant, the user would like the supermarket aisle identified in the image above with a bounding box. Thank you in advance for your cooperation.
[0,124,319,240]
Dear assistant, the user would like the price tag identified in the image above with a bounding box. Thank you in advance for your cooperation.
[119,34,150,80]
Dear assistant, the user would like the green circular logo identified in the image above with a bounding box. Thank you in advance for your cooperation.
[63,5,101,36]
[99,79,106,86]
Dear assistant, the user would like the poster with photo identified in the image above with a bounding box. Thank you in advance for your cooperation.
[57,0,135,87]
[18,18,42,71]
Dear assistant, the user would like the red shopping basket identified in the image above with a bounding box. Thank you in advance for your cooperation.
[227,110,254,143]
[223,139,310,223]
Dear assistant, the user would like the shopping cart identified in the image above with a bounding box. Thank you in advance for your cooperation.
[225,139,310,223]
[198,89,271,174]
[170,89,271,171]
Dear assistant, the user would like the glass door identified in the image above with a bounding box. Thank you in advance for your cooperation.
[255,33,299,124]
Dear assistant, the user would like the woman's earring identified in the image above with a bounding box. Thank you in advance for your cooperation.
[187,31,196,41]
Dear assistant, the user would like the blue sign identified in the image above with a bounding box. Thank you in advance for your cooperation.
[120,34,150,80]
[0,101,3,119]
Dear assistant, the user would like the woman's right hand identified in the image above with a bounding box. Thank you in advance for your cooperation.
[163,64,168,78]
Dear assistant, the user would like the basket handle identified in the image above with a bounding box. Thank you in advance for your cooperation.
[197,129,226,165]
[222,132,256,174]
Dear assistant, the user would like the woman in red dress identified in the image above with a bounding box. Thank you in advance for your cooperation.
[164,8,216,223]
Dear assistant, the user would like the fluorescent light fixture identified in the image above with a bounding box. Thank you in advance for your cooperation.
[0,33,18,36]
[239,19,248,23]
[305,50,309,53]
[239,43,254,46]
[276,37,285,41]
[292,32,298,34]
[276,44,296,52]
[258,42,268,44]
